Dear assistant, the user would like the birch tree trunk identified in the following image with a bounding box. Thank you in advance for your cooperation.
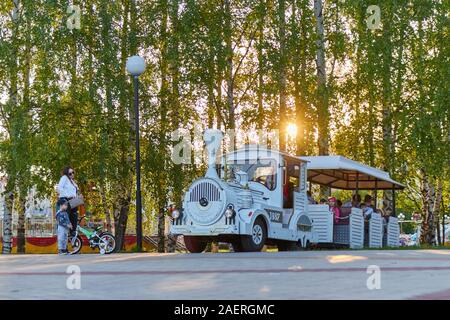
[16,195,26,253]
[157,0,170,253]
[433,180,443,245]
[166,0,182,253]
[114,192,131,251]
[114,0,133,251]
[292,0,307,156]
[2,192,14,254]
[98,1,114,234]
[256,0,265,131]
[16,6,32,254]
[2,0,20,254]
[381,5,395,215]
[224,0,235,134]
[420,169,437,245]
[278,0,287,151]
[313,0,330,197]
[100,184,112,233]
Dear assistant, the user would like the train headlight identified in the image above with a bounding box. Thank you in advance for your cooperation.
[225,207,235,218]
[171,209,181,219]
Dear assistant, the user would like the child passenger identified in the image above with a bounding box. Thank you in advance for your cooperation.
[56,199,72,255]
[329,197,342,224]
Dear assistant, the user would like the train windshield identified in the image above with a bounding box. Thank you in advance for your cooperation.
[226,158,277,190]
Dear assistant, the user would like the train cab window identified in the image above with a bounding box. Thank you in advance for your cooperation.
[227,159,277,191]
[283,162,300,208]
[253,166,277,190]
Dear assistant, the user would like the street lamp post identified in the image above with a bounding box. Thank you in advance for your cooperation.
[398,213,405,234]
[444,214,449,247]
[126,55,146,252]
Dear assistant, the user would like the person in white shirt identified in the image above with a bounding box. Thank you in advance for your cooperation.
[57,166,80,236]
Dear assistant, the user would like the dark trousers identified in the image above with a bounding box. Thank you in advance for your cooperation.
[68,206,78,236]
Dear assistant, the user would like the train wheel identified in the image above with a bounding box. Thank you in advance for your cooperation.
[184,236,207,253]
[241,218,267,252]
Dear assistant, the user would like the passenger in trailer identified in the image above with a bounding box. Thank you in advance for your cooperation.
[361,202,374,220]
[342,193,361,208]
[364,194,374,209]
[362,195,375,220]
[328,197,342,224]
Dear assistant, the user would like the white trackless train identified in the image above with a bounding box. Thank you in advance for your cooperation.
[170,129,403,252]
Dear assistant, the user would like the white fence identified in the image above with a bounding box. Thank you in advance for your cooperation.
[349,208,364,249]
[308,205,333,243]
[387,216,400,247]
[368,212,383,248]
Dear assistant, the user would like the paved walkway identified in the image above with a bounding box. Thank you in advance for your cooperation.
[1,250,449,299]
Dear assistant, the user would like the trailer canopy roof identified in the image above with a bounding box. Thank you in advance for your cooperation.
[299,156,405,190]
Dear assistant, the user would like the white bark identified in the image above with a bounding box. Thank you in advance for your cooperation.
[2,193,13,253]
[2,0,20,254]
[224,0,235,132]
[314,0,329,197]
[314,0,327,91]
[314,0,329,158]
[278,0,287,151]
[420,170,438,245]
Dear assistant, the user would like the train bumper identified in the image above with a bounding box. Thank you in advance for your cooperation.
[170,224,239,236]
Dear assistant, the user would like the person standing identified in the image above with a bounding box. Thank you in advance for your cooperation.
[56,199,72,255]
[57,166,80,236]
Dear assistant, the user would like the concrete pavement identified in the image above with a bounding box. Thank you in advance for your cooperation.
[0,250,449,299]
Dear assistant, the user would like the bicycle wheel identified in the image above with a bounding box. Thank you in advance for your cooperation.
[68,235,82,255]
[99,232,116,254]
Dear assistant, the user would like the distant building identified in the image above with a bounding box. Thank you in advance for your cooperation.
[0,177,54,236]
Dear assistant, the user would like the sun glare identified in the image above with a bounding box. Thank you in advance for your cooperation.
[286,123,297,138]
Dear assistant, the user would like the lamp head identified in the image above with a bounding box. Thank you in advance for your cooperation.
[126,55,146,76]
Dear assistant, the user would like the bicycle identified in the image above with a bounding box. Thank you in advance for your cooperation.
[68,216,116,255]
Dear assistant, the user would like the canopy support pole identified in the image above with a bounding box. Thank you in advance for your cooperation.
[355,172,359,195]
[392,188,396,217]
[374,180,378,211]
